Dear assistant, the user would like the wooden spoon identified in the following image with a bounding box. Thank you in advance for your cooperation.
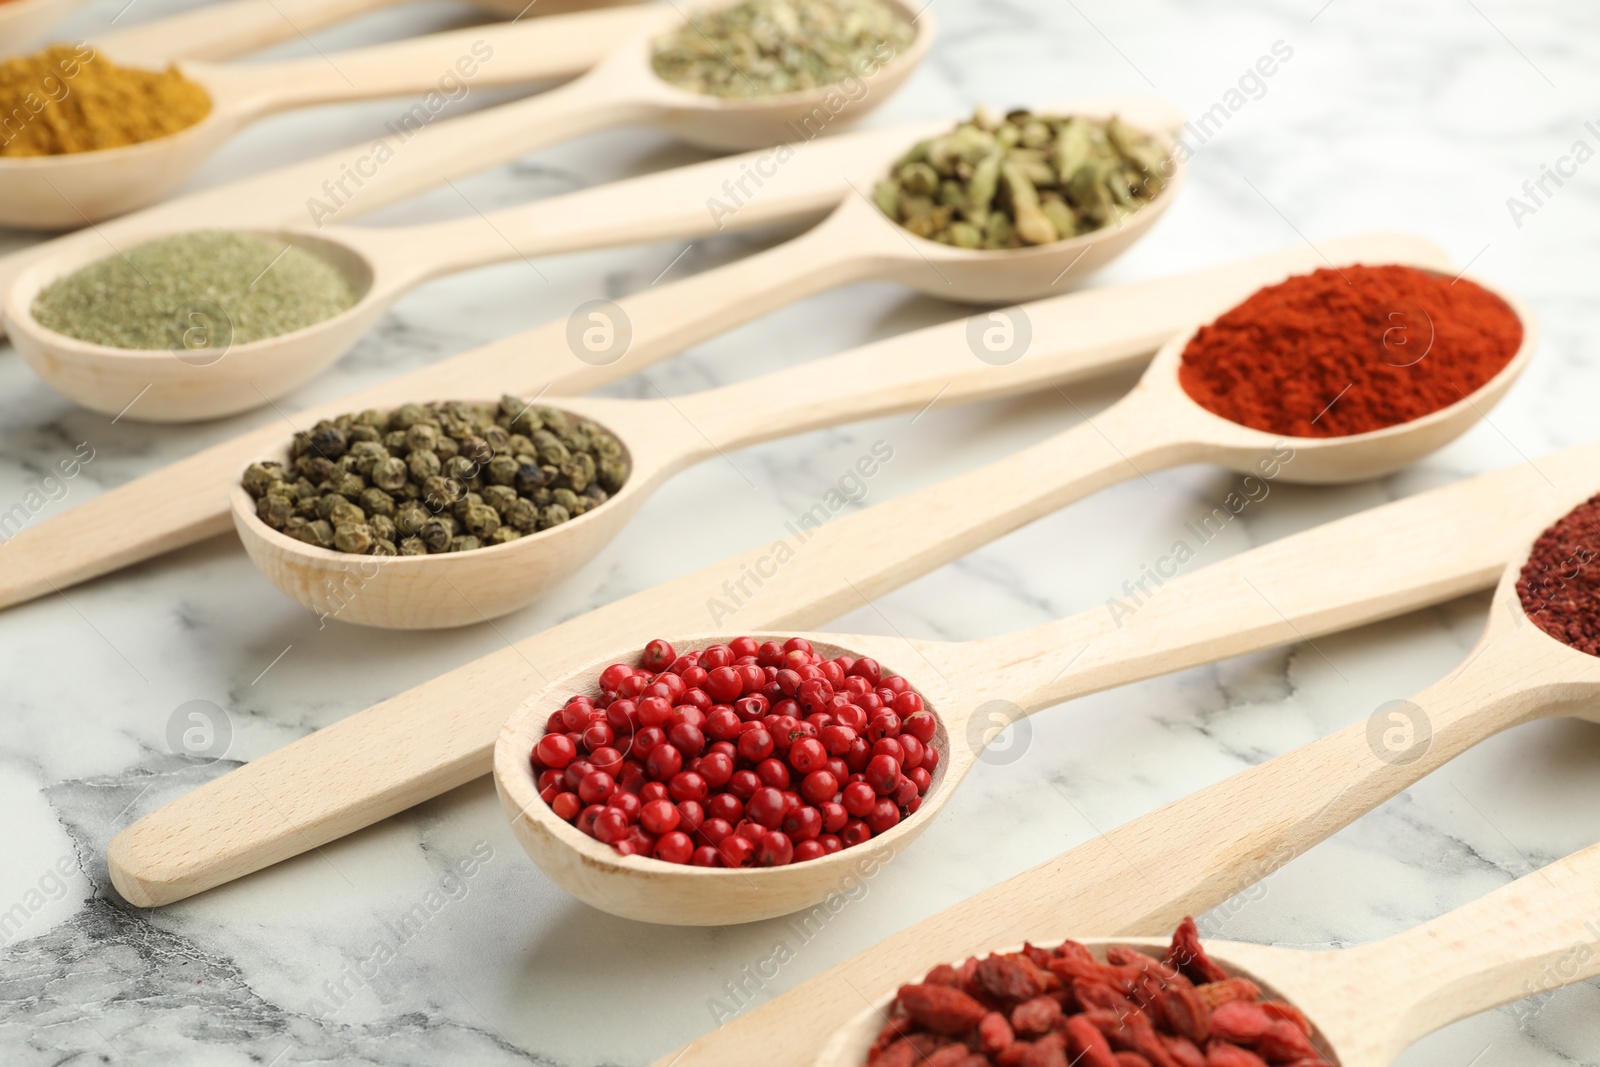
[821,876,1600,1067]
[653,498,1600,1067]
[5,96,1164,423]
[0,6,695,230]
[91,0,647,67]
[0,0,89,58]
[0,0,930,230]
[109,410,1600,911]
[815,544,1600,1067]
[0,97,1208,613]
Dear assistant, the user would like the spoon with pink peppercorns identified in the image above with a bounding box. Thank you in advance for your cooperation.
[496,635,952,925]
[817,832,1600,1067]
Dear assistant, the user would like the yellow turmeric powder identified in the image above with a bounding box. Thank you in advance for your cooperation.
[0,44,212,158]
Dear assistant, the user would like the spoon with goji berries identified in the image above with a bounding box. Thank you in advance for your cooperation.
[808,497,1600,1067]
[815,846,1600,1067]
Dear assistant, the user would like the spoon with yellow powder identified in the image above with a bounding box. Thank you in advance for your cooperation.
[0,0,930,230]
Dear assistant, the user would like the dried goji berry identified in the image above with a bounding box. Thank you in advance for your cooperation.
[1019,1032,1069,1067]
[1197,978,1261,1009]
[978,953,1050,1004]
[897,983,990,1035]
[1251,1020,1318,1062]
[995,1040,1031,1067]
[1074,980,1140,1018]
[1258,1000,1312,1037]
[924,963,961,987]
[1209,1001,1272,1045]
[1156,983,1212,1044]
[1011,996,1064,1036]
[1064,1016,1120,1067]
[1166,918,1230,985]
[925,1046,975,1067]
[979,1011,1015,1054]
[1022,942,1055,969]
[1115,1056,1153,1067]
[867,1037,916,1067]
[1204,1041,1269,1067]
[1163,1036,1207,1067]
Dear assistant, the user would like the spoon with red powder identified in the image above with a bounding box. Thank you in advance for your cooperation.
[819,832,1600,1067]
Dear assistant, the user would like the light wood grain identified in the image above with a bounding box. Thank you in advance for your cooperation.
[99,239,1565,911]
[0,6,682,229]
[94,0,411,65]
[820,551,1600,1067]
[93,0,643,66]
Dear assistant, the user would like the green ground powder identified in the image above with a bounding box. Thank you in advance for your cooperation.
[32,230,359,350]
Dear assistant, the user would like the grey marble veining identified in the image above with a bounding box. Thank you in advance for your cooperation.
[2,0,1599,1064]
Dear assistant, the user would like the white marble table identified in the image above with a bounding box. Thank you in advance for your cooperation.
[2,1,1597,1064]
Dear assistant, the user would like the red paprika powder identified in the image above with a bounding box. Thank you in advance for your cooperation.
[1178,265,1523,438]
[1517,494,1600,656]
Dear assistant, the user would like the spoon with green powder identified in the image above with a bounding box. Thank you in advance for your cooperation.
[0,0,932,231]
[4,95,1180,423]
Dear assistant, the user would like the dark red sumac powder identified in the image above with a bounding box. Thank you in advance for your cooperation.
[1517,495,1600,656]
[1178,264,1523,438]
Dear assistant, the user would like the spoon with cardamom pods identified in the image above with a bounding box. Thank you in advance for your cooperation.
[5,95,1178,421]
[817,837,1600,1067]
[0,5,686,230]
[491,272,1534,924]
[0,0,930,231]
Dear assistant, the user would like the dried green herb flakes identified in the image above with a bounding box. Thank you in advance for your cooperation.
[651,0,914,99]
[873,109,1171,249]
[32,230,358,350]
[245,398,629,558]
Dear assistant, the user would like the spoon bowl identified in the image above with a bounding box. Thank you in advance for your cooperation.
[496,633,961,925]
[231,397,658,630]
[1141,270,1537,486]
[3,226,385,421]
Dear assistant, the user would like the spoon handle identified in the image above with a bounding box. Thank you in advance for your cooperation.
[208,8,675,119]
[1347,837,1600,1058]
[667,240,1362,453]
[94,0,406,65]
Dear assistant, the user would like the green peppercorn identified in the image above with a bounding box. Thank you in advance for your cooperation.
[243,398,631,557]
